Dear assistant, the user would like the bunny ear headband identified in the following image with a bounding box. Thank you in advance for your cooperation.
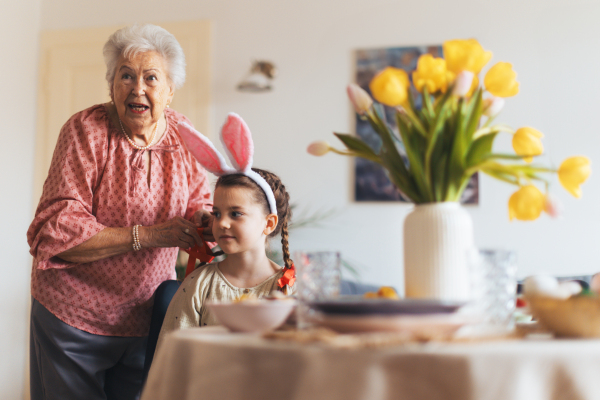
[178,113,277,215]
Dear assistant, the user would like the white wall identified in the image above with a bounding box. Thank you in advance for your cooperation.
[5,0,599,395]
[0,0,41,399]
[37,0,600,283]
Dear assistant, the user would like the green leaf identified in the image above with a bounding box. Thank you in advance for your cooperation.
[466,132,498,168]
[396,112,431,201]
[423,101,452,200]
[464,88,483,140]
[334,133,380,163]
[407,88,417,112]
[422,87,435,122]
[448,99,467,182]
[366,105,394,141]
[367,107,422,201]
[446,89,485,198]
[401,107,429,138]
[433,88,453,114]
[481,168,519,185]
[433,153,448,201]
[481,153,528,162]
[425,100,452,174]
[478,161,552,184]
[381,152,422,202]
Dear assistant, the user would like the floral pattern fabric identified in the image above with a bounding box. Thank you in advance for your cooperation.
[27,104,211,336]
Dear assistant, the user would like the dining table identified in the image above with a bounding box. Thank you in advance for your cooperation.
[141,325,600,400]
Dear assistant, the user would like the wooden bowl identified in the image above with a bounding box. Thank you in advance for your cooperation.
[527,295,600,338]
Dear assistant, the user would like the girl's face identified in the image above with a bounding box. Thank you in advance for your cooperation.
[211,186,276,255]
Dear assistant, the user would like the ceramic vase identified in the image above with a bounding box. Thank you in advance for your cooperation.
[403,202,474,301]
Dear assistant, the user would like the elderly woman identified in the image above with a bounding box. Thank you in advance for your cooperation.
[27,24,212,400]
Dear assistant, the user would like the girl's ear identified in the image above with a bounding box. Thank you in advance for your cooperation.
[263,213,278,236]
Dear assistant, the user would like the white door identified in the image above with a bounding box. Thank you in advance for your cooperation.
[34,21,211,206]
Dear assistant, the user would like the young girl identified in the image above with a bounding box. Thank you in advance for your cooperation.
[157,114,295,345]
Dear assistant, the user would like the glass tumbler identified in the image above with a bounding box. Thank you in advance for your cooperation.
[293,251,341,329]
[467,249,518,333]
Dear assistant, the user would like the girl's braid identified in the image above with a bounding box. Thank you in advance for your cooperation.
[278,188,292,269]
[256,169,293,269]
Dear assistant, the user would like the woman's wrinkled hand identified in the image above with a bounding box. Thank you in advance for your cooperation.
[193,209,215,242]
[140,217,203,250]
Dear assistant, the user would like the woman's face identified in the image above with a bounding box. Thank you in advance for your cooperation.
[111,50,174,135]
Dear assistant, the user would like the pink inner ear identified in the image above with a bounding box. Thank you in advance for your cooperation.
[221,113,253,171]
[178,122,228,175]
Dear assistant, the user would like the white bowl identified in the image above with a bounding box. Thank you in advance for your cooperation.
[207,300,296,333]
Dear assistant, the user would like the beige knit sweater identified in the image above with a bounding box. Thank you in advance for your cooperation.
[156,263,293,351]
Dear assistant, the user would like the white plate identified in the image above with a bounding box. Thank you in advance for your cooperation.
[314,313,473,335]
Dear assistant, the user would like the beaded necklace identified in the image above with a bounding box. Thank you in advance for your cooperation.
[119,117,159,151]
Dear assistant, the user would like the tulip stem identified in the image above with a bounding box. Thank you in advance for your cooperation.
[473,124,514,139]
[329,148,354,156]
[329,147,382,164]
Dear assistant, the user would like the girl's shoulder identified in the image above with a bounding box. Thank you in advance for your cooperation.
[178,263,220,288]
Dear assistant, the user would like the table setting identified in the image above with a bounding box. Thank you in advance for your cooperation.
[141,38,597,400]
[142,246,600,400]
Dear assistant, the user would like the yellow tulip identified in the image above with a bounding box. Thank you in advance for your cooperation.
[558,156,591,198]
[412,54,448,93]
[484,62,520,97]
[369,67,410,107]
[443,39,492,74]
[508,185,545,221]
[512,127,544,163]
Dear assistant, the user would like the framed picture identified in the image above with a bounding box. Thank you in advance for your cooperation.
[354,45,479,204]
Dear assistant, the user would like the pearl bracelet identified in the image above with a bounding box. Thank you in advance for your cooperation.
[133,225,142,251]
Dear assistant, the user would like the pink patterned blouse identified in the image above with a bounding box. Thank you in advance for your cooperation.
[27,104,211,337]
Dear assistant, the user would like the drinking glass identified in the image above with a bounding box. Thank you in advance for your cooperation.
[293,251,341,329]
[467,249,518,333]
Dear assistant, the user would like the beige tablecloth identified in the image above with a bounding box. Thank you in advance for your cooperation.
[142,326,600,400]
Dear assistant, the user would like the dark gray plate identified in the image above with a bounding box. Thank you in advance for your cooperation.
[308,297,465,316]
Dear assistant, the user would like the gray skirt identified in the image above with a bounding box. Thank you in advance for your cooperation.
[29,298,148,400]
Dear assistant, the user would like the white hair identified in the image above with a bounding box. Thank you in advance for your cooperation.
[103,24,186,92]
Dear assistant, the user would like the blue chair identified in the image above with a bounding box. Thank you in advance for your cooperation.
[142,280,181,384]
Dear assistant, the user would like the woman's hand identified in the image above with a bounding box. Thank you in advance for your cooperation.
[140,217,203,250]
[193,209,215,242]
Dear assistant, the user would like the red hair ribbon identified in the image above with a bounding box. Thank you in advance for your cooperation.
[277,262,296,288]
[182,227,220,278]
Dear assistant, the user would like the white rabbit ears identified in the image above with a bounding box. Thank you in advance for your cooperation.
[178,113,277,215]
